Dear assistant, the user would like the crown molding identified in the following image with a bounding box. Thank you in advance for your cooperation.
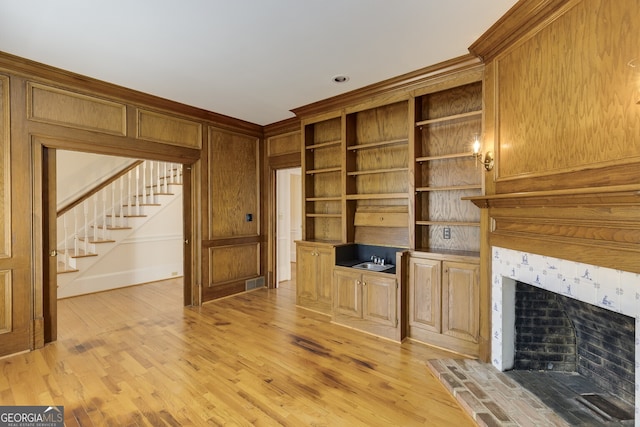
[0,50,263,137]
[468,0,578,62]
[291,54,482,119]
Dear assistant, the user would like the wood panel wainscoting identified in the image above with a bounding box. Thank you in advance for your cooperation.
[0,278,475,426]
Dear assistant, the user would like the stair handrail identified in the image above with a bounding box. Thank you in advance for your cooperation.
[57,160,144,218]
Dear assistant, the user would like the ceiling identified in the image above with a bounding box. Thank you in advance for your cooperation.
[0,1,518,126]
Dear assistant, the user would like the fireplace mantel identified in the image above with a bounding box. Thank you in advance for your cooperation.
[464,184,640,274]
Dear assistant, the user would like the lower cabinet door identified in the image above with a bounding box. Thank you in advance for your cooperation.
[408,257,442,334]
[362,273,397,327]
[441,261,480,343]
[333,269,362,318]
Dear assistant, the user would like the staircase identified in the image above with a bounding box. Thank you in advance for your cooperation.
[57,160,183,297]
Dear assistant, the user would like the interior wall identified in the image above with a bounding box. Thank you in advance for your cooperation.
[56,151,136,209]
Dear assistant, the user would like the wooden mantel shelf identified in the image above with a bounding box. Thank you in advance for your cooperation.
[463,184,640,209]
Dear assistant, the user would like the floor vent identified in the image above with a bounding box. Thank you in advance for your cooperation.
[245,276,265,291]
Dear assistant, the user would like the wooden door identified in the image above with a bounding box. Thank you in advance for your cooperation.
[362,273,397,327]
[441,260,479,343]
[315,246,334,308]
[296,244,318,304]
[0,75,33,356]
[332,268,361,318]
[408,256,441,334]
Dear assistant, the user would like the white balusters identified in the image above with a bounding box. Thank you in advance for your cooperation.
[135,166,141,216]
[156,160,161,196]
[163,162,169,193]
[119,176,125,226]
[101,191,107,238]
[83,201,89,254]
[63,214,69,268]
[73,206,79,256]
[142,162,148,205]
[93,196,98,241]
[149,161,155,203]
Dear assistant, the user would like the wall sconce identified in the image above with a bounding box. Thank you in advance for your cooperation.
[471,134,494,171]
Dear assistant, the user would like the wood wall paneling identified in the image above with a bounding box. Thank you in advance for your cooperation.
[27,82,126,135]
[468,0,640,276]
[494,0,640,181]
[208,243,260,285]
[0,270,11,334]
[137,109,203,149]
[267,130,301,157]
[0,75,9,258]
[208,127,259,238]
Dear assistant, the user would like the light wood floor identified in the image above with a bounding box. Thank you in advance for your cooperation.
[0,277,476,426]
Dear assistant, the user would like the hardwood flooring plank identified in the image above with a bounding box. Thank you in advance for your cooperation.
[0,277,475,426]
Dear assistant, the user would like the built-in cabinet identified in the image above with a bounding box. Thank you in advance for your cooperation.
[303,116,343,243]
[295,241,335,315]
[333,266,401,341]
[345,101,410,248]
[413,81,483,253]
[408,252,480,356]
[297,67,484,353]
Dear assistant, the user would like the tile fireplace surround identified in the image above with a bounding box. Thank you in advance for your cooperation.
[491,246,640,424]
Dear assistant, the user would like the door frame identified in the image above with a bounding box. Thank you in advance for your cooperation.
[267,153,301,288]
[32,137,200,344]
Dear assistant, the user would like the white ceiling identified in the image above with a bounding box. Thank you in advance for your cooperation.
[0,1,518,126]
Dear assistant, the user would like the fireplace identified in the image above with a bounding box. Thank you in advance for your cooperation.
[491,246,639,423]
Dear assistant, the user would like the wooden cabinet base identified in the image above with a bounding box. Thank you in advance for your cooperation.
[332,314,402,342]
[407,327,479,357]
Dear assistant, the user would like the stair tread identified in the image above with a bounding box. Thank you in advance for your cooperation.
[58,249,97,258]
[57,262,78,274]
[78,237,116,244]
[133,193,175,197]
[122,204,161,207]
[92,225,133,230]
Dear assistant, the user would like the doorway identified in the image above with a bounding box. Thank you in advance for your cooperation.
[38,144,195,343]
[275,167,301,288]
[55,150,184,298]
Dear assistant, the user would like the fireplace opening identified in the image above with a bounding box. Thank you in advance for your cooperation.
[505,282,635,425]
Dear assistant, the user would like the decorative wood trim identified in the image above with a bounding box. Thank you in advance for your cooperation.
[263,117,300,138]
[465,184,640,209]
[466,185,640,273]
[136,108,203,149]
[0,270,11,334]
[468,0,579,62]
[0,51,263,136]
[27,82,127,135]
[0,75,9,259]
[291,55,482,119]
[203,235,262,248]
[266,129,301,158]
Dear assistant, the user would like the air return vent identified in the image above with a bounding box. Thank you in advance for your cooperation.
[245,276,265,291]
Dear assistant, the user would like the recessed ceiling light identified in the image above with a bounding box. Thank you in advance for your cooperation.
[332,75,349,83]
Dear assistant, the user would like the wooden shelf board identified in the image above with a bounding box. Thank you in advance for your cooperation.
[306,140,341,150]
[347,138,408,151]
[347,167,409,176]
[306,167,341,175]
[306,214,342,218]
[416,185,482,192]
[416,152,475,162]
[306,197,342,202]
[415,110,482,127]
[415,221,480,227]
[346,193,408,200]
